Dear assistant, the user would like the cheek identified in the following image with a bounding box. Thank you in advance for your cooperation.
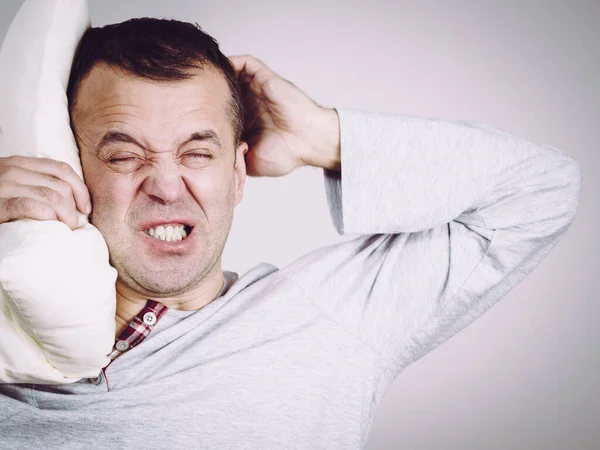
[88,175,135,229]
[81,153,112,200]
[93,181,128,207]
[183,168,236,211]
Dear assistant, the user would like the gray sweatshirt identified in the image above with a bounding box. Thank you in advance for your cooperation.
[0,109,582,449]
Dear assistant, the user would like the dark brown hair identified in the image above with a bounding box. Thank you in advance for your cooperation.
[67,17,244,144]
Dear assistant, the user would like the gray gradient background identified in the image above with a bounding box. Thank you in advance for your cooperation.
[1,1,598,449]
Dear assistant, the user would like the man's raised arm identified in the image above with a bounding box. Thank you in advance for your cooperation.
[230,55,581,377]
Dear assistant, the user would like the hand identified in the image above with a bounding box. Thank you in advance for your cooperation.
[229,55,341,177]
[0,156,91,230]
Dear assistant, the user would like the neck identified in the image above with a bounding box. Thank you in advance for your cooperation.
[114,268,224,337]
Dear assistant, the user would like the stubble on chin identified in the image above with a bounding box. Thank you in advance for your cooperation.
[110,224,227,297]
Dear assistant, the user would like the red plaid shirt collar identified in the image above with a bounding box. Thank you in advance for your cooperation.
[106,279,226,364]
[108,300,168,361]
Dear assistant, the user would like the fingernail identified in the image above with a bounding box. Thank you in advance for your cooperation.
[85,203,92,214]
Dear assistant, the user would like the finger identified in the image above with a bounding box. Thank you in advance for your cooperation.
[0,197,58,225]
[228,55,261,76]
[0,165,77,211]
[0,182,79,230]
[27,185,80,230]
[243,149,262,177]
[228,55,276,89]
[6,156,91,214]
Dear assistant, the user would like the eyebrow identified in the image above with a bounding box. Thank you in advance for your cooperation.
[184,130,222,149]
[96,130,222,154]
[96,131,141,153]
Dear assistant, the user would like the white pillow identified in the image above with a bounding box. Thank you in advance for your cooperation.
[0,0,117,384]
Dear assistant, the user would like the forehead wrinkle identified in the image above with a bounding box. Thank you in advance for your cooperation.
[165,106,224,147]
[94,112,145,126]
[77,84,140,114]
[77,104,145,133]
[78,67,233,153]
[92,115,208,156]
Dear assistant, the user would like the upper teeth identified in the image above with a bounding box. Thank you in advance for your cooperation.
[147,224,188,242]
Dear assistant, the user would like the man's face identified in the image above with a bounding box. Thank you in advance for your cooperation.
[72,64,247,296]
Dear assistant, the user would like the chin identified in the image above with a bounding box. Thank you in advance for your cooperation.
[135,274,199,296]
[118,258,205,296]
[113,233,222,295]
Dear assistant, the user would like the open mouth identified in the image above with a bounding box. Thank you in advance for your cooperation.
[145,224,194,242]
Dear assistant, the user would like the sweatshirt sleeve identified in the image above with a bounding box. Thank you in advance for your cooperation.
[279,108,582,377]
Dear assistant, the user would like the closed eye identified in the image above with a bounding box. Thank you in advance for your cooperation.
[182,152,213,160]
[109,157,138,163]
[105,154,144,172]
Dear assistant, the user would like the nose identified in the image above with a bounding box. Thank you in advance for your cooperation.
[141,159,184,205]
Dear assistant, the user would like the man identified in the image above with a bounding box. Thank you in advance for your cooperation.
[0,17,581,449]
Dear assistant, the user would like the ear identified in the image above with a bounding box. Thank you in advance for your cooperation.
[234,141,248,206]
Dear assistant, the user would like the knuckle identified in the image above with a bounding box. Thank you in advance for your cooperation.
[39,158,70,175]
[43,173,60,184]
[55,161,72,176]
[5,197,33,214]
[33,186,60,202]
[53,178,71,195]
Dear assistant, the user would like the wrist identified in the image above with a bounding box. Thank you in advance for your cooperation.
[301,107,341,171]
